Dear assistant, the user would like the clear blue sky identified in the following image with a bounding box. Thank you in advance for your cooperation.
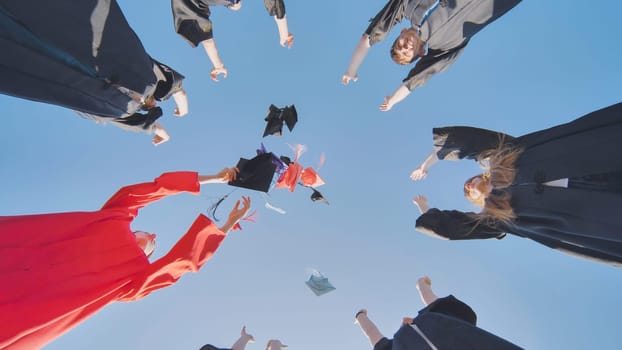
[2,1,622,349]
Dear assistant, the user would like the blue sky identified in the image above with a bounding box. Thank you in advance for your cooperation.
[2,1,622,349]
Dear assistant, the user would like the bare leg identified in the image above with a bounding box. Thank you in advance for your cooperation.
[355,310,384,348]
[231,326,254,350]
[416,276,438,306]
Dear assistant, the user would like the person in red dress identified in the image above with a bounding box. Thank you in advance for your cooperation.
[0,168,251,350]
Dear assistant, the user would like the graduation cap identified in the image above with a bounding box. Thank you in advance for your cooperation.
[305,270,336,296]
[310,188,329,205]
[228,153,277,193]
[263,104,298,137]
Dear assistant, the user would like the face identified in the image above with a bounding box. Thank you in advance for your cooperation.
[464,175,492,205]
[134,231,156,257]
[391,29,422,64]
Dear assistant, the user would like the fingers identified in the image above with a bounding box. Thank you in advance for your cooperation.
[232,199,241,211]
[227,167,239,181]
[210,67,227,82]
[423,276,431,285]
[241,195,251,209]
[341,75,350,85]
[288,35,294,48]
[412,195,425,204]
[174,108,188,117]
[380,96,393,111]
[410,169,426,181]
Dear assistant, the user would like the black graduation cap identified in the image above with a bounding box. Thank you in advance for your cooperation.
[310,188,329,205]
[263,104,298,137]
[228,153,277,192]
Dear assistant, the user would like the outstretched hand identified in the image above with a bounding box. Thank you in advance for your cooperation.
[341,73,358,85]
[379,96,394,112]
[210,65,228,82]
[410,166,428,181]
[417,276,432,289]
[152,123,170,146]
[215,167,239,183]
[219,196,251,233]
[280,33,294,48]
[412,195,430,214]
[228,196,251,224]
[240,326,255,342]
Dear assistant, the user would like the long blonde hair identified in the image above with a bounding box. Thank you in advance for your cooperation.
[466,140,524,226]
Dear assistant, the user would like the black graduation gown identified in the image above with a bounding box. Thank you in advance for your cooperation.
[172,0,286,47]
[377,296,521,350]
[0,0,183,123]
[199,344,230,350]
[416,102,622,267]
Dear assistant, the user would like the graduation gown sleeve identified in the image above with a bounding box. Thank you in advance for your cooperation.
[264,0,286,19]
[152,60,186,101]
[171,0,214,47]
[416,208,505,240]
[101,171,200,216]
[119,215,228,301]
[403,42,468,90]
[364,0,409,45]
[432,126,515,161]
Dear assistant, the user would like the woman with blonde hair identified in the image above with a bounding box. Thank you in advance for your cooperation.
[411,102,622,267]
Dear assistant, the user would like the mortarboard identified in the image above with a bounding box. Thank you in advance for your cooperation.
[310,188,329,205]
[228,153,277,193]
[263,104,298,137]
[305,270,336,296]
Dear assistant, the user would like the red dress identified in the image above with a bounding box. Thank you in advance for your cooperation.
[0,172,228,349]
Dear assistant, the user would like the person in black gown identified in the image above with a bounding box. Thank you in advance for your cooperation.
[171,0,294,81]
[355,276,521,349]
[0,0,189,145]
[411,102,622,267]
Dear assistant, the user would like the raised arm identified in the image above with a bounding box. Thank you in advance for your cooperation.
[170,90,188,116]
[101,168,239,214]
[410,150,439,181]
[416,276,438,306]
[343,0,406,84]
[124,197,251,300]
[171,0,227,79]
[101,171,200,215]
[264,0,293,48]
[410,127,513,181]
[432,126,515,162]
[342,35,371,85]
[354,310,385,348]
[202,39,227,81]
[415,207,505,241]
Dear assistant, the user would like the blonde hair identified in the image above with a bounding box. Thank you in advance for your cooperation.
[465,139,524,226]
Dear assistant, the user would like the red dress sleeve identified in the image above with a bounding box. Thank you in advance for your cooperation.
[119,214,228,301]
[101,171,200,216]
